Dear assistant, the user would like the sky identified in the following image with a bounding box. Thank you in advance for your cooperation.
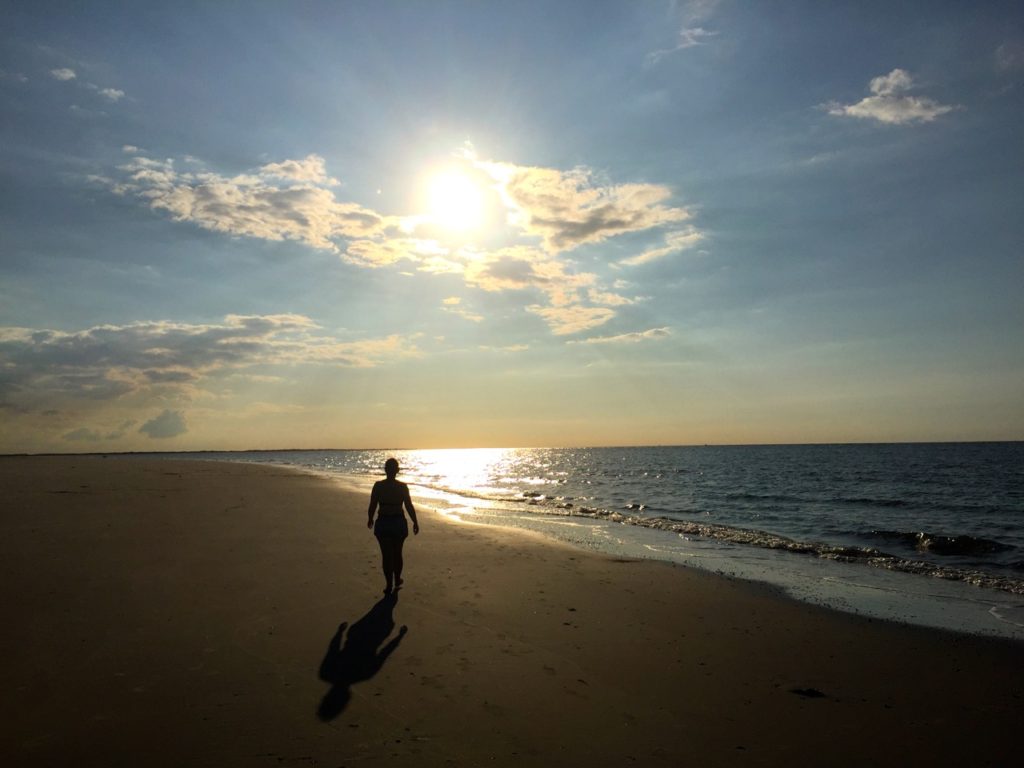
[1,0,1023,452]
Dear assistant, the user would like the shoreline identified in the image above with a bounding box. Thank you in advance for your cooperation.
[2,456,1022,766]
[157,454,1024,642]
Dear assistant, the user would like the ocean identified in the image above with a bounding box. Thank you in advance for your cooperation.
[159,442,1024,640]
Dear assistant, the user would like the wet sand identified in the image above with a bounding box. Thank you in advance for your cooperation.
[1,456,1021,767]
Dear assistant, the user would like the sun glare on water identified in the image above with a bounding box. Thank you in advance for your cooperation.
[426,170,485,231]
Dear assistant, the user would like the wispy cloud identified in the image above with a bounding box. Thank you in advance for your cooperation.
[825,69,958,125]
[50,67,76,81]
[645,0,721,66]
[440,297,484,323]
[344,237,447,268]
[526,305,617,336]
[619,227,705,266]
[569,327,671,345]
[646,27,719,66]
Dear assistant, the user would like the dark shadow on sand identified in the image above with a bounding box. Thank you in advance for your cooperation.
[317,592,407,720]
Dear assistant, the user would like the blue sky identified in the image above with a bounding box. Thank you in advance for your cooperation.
[2,0,1022,451]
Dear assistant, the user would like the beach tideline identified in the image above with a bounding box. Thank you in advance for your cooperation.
[1,457,1021,767]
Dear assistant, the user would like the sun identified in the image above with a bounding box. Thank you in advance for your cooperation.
[426,169,485,231]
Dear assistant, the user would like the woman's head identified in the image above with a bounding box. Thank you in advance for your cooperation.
[384,458,400,477]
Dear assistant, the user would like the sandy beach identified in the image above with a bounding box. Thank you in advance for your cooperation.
[1,456,1021,767]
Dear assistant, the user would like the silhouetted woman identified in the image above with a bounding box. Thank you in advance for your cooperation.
[367,458,419,593]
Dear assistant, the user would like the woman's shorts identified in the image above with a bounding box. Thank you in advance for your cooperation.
[374,514,408,540]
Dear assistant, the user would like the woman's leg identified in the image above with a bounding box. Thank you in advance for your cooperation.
[393,538,405,586]
[376,535,395,590]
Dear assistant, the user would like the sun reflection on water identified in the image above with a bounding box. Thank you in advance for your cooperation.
[394,447,517,497]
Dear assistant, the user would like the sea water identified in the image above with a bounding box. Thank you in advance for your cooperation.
[159,443,1024,640]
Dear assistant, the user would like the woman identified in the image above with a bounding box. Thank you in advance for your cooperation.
[367,458,419,593]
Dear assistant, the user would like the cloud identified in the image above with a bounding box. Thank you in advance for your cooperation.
[62,418,135,442]
[526,305,616,336]
[139,409,187,439]
[646,27,719,66]
[110,154,387,251]
[440,297,484,323]
[645,0,721,66]
[826,69,957,125]
[586,289,634,307]
[569,327,671,345]
[466,246,597,301]
[260,154,338,185]
[50,67,76,81]
[474,161,691,252]
[619,227,705,266]
[108,150,698,338]
[122,144,140,154]
[98,87,125,102]
[0,314,422,413]
[344,237,446,268]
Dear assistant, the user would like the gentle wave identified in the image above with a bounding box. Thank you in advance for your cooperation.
[561,507,1024,595]
[863,529,1013,556]
[408,470,1024,595]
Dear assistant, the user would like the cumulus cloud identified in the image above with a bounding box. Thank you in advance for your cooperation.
[260,155,338,185]
[50,67,76,81]
[569,327,671,345]
[108,150,699,338]
[474,161,691,252]
[826,69,957,125]
[619,227,705,266]
[0,314,422,412]
[110,154,387,251]
[139,409,187,439]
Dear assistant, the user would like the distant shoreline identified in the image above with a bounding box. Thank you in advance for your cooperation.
[3,437,1022,458]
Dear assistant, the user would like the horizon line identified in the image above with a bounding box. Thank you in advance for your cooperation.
[3,438,1021,459]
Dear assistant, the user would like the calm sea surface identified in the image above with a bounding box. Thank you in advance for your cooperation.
[159,443,1024,639]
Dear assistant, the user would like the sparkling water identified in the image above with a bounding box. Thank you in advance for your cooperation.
[156,443,1024,639]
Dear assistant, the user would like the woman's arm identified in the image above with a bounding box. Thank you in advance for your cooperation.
[403,485,420,534]
[367,483,379,528]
